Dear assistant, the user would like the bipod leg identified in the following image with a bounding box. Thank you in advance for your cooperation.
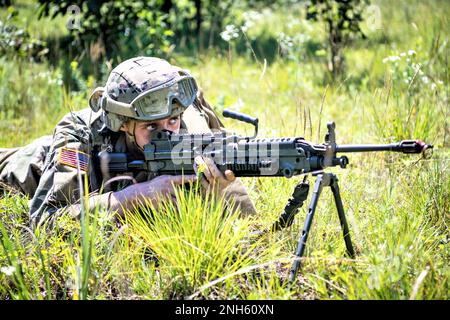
[289,173,326,283]
[329,174,355,259]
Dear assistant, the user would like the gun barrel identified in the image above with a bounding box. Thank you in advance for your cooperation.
[336,143,399,152]
[336,140,432,154]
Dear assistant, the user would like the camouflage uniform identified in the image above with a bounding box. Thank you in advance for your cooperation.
[0,91,256,227]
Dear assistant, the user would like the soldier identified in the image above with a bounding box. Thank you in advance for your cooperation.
[0,56,256,227]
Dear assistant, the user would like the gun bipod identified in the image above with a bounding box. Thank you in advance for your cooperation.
[275,172,355,283]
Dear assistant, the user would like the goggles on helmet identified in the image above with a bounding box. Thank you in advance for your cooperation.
[103,76,198,121]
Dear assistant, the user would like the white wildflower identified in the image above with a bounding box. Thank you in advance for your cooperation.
[225,25,235,32]
[1,266,15,276]
[243,10,263,23]
[220,31,231,42]
[408,49,416,56]
[430,83,437,90]
[220,24,240,42]
[384,55,401,63]
[220,32,231,42]
[421,76,429,84]
[400,52,406,57]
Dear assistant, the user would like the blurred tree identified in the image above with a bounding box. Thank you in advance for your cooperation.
[164,0,236,51]
[0,0,12,7]
[37,0,173,81]
[306,0,368,80]
[0,7,48,62]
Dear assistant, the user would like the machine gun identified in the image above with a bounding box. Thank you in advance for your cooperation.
[99,109,432,283]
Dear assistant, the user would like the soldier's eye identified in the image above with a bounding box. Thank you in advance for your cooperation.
[169,116,180,125]
[146,123,157,131]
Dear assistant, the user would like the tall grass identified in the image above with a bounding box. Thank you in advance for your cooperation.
[123,183,260,298]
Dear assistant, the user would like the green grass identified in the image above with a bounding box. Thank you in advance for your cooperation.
[0,0,448,300]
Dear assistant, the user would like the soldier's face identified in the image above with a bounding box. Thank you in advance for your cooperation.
[121,114,181,149]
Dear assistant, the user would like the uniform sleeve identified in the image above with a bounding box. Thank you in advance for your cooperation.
[29,111,96,227]
[0,136,52,197]
[222,179,257,217]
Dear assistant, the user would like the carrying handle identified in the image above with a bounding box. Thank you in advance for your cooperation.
[223,109,259,138]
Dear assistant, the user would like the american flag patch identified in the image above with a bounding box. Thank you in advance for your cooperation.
[58,147,89,172]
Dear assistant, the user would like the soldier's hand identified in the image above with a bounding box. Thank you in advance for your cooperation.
[115,174,197,211]
[193,155,236,193]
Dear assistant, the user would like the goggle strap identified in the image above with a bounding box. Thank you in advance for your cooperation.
[104,97,137,118]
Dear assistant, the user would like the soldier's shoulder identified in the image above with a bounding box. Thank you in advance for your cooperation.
[58,108,102,126]
[53,108,103,144]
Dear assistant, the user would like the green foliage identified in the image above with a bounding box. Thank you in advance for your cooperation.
[37,0,174,80]
[0,7,48,61]
[157,0,240,51]
[306,0,369,80]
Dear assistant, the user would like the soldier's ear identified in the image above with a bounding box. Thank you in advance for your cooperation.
[119,123,127,132]
[119,121,129,132]
[89,87,105,112]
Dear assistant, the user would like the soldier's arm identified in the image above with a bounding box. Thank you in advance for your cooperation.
[65,174,197,220]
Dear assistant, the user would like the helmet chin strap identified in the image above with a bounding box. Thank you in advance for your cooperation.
[125,120,145,156]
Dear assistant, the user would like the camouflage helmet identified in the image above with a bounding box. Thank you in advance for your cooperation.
[89,56,198,131]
